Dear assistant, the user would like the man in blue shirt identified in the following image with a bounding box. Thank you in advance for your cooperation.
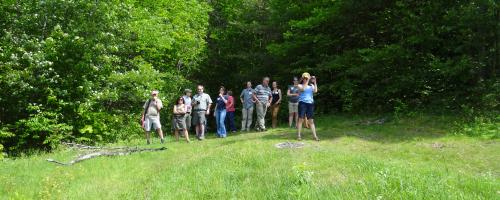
[240,81,256,131]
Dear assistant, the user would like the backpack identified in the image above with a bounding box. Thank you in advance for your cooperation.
[141,99,152,126]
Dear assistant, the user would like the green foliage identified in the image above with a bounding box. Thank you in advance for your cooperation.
[1,0,497,153]
[198,0,497,115]
[0,0,210,154]
[15,105,73,151]
[455,116,500,139]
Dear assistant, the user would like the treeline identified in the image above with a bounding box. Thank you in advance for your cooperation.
[197,0,498,114]
[0,0,210,154]
[0,0,498,155]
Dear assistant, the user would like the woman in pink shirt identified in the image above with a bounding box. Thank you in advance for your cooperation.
[225,90,237,133]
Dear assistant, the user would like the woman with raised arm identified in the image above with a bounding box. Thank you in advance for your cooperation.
[297,73,319,141]
[214,86,229,138]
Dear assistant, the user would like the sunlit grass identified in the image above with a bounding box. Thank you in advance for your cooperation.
[1,114,498,199]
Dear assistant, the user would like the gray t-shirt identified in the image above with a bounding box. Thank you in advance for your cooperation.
[240,88,255,109]
[143,99,163,117]
[192,93,213,111]
[288,85,300,103]
[182,95,192,113]
[255,84,272,102]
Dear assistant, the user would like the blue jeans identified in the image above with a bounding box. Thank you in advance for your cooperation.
[215,109,227,137]
[225,111,236,132]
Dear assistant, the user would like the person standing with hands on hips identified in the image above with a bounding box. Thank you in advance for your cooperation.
[254,77,272,132]
[240,81,256,132]
[192,85,212,140]
[297,73,319,141]
[141,90,165,144]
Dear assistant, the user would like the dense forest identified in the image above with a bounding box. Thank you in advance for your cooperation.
[0,0,498,155]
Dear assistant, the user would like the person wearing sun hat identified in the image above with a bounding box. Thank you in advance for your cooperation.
[297,72,319,141]
[142,90,165,144]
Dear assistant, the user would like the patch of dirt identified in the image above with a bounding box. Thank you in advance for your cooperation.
[431,142,445,149]
[275,141,305,149]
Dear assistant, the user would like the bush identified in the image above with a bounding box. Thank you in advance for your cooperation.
[455,116,500,139]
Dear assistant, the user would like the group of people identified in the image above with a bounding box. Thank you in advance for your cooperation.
[140,72,319,144]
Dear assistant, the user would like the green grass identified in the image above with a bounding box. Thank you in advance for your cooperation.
[1,114,499,199]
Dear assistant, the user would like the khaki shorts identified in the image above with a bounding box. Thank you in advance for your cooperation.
[144,115,161,132]
[288,102,299,113]
[192,111,207,125]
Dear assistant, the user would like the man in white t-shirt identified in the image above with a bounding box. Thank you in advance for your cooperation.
[142,90,165,144]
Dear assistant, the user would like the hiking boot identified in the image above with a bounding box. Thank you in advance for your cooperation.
[160,138,165,144]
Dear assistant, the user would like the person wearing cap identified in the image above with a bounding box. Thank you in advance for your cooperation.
[297,73,319,141]
[182,89,193,131]
[287,77,300,128]
[254,77,273,131]
[142,90,165,144]
[192,85,212,140]
[240,81,256,131]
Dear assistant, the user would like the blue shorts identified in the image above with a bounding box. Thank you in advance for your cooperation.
[298,102,314,119]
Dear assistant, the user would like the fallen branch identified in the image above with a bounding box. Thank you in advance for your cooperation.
[61,142,130,150]
[355,117,387,125]
[47,147,167,166]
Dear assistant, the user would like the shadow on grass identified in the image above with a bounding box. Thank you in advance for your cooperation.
[260,114,452,143]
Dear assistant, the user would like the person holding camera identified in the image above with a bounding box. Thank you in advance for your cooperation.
[214,86,229,138]
[297,73,319,141]
[141,90,165,144]
[254,77,273,132]
[192,85,212,140]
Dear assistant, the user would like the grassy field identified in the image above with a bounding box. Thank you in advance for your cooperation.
[1,114,499,199]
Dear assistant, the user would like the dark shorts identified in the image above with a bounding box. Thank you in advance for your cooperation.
[298,101,314,119]
[173,115,186,130]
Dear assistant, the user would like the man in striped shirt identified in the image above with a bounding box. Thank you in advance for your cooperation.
[254,77,273,131]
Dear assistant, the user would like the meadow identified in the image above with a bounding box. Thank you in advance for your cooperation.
[1,114,498,199]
